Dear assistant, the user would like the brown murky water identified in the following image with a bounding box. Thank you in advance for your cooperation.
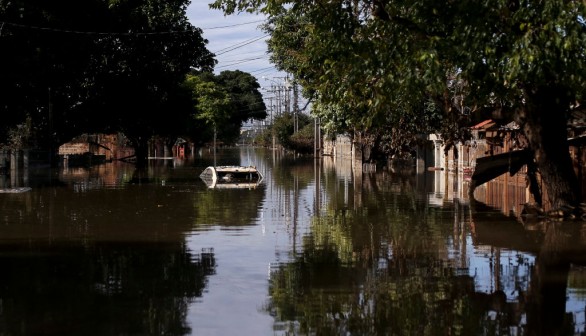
[0,147,584,335]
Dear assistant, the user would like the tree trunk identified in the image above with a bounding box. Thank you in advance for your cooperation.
[132,137,149,169]
[516,86,580,211]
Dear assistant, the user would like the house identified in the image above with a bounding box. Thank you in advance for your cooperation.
[58,134,135,166]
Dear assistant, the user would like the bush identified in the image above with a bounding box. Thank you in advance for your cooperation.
[272,113,315,153]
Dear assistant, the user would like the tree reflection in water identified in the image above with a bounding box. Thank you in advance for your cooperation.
[1,149,585,334]
[266,173,585,335]
[267,242,518,335]
[0,242,215,335]
[525,221,585,336]
[0,161,218,335]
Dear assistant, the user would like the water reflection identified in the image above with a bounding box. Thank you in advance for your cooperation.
[0,148,583,335]
[0,159,219,335]
[267,156,586,335]
[0,242,215,335]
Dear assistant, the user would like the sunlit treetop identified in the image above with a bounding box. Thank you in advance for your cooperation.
[211,0,586,209]
[210,0,586,128]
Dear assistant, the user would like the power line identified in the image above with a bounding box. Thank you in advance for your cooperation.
[216,56,267,69]
[221,50,267,60]
[0,18,266,35]
[201,19,265,30]
[214,34,269,55]
[0,20,199,36]
[252,67,279,76]
[222,50,269,64]
[0,21,199,36]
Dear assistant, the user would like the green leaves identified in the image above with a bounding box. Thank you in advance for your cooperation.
[0,0,216,153]
[184,70,266,143]
[185,74,230,127]
[212,0,586,157]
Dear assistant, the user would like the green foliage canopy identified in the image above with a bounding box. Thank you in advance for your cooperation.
[187,70,266,144]
[0,0,215,159]
[185,74,231,129]
[210,1,586,111]
[272,112,314,153]
[210,0,586,207]
[215,70,267,143]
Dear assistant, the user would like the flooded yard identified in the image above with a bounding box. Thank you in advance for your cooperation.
[0,147,584,335]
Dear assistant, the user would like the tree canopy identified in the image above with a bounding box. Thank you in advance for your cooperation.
[0,0,215,165]
[210,0,586,210]
[186,70,266,144]
[185,74,231,135]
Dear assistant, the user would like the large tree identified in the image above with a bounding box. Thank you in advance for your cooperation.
[184,74,231,143]
[210,0,586,212]
[0,0,215,166]
[215,70,267,143]
[188,70,266,144]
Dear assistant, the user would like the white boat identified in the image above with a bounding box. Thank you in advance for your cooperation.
[199,165,263,189]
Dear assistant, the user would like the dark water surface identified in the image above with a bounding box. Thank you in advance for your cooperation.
[0,147,585,335]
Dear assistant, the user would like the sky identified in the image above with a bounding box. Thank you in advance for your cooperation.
[186,1,287,89]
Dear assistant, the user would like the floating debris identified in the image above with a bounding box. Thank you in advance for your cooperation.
[0,187,32,193]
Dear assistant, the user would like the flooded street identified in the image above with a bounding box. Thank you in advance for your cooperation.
[0,146,585,335]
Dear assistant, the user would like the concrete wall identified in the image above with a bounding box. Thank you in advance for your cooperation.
[335,134,353,159]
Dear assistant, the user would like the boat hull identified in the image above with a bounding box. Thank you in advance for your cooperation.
[199,166,263,189]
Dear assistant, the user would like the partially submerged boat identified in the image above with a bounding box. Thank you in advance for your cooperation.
[199,165,263,189]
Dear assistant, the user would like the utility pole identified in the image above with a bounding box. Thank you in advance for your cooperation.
[293,80,299,133]
[284,77,291,115]
[213,124,217,167]
[314,118,318,158]
[263,75,295,147]
[268,97,276,149]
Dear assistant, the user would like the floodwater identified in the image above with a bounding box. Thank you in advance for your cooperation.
[0,146,585,335]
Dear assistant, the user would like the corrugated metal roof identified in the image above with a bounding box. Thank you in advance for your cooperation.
[471,119,495,130]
